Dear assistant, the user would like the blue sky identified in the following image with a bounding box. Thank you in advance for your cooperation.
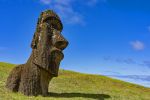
[0,0,150,86]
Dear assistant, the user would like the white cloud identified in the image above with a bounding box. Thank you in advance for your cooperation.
[39,0,101,25]
[130,40,145,51]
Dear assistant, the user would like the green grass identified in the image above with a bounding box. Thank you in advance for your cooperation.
[0,62,150,100]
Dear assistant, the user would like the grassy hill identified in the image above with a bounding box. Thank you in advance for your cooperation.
[0,62,150,100]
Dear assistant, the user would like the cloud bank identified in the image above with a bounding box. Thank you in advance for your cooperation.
[103,56,150,69]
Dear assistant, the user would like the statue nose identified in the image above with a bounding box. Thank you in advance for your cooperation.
[55,40,68,50]
[53,33,68,50]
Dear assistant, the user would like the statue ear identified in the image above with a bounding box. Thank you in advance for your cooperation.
[31,33,39,49]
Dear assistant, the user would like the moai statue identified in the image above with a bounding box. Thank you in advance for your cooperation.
[6,10,68,96]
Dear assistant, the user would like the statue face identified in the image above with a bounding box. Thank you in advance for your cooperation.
[43,18,68,76]
[31,15,68,76]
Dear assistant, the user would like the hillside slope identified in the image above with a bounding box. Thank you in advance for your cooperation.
[0,62,150,100]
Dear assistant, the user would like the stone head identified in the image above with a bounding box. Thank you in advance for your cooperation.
[31,10,68,76]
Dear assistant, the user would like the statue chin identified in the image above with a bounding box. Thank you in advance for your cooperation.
[49,50,64,76]
[49,60,60,77]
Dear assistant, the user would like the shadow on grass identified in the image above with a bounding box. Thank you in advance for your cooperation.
[48,92,111,100]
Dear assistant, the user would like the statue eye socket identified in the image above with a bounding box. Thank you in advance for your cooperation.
[46,20,57,29]
[51,23,58,29]
[44,16,63,30]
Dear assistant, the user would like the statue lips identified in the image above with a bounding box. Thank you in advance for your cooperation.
[51,48,64,60]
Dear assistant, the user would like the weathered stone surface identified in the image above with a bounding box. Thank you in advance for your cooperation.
[6,10,68,96]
